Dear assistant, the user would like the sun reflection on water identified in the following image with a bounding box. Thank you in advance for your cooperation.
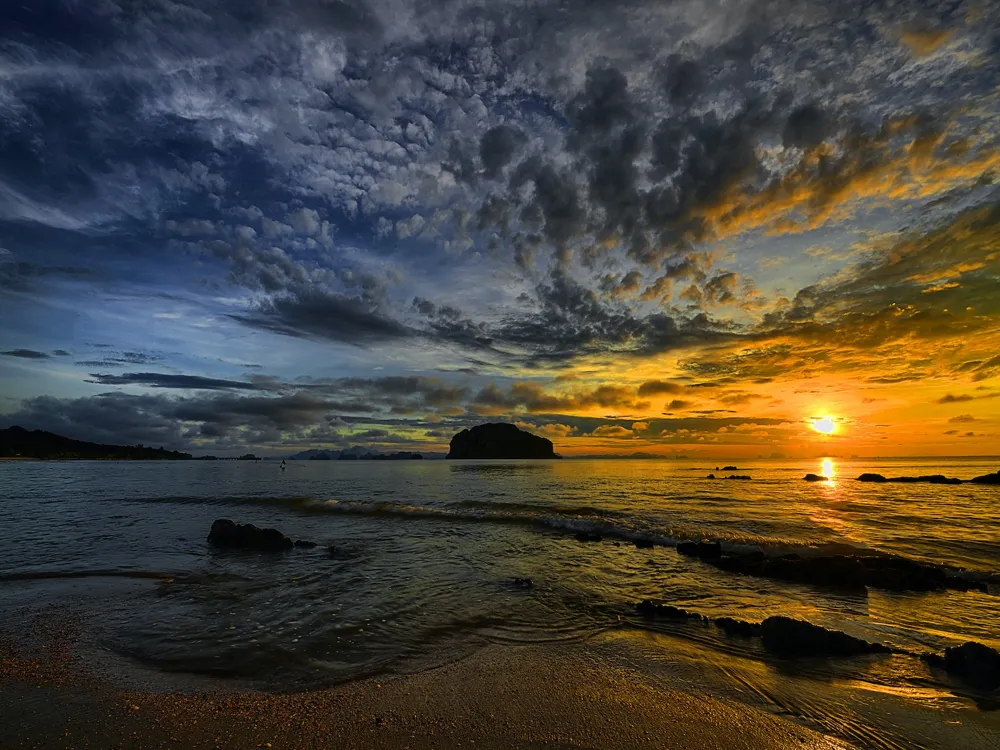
[821,458,835,478]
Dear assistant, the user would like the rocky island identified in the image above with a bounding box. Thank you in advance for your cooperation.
[447,422,558,459]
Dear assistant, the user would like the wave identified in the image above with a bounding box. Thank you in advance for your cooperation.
[0,570,248,584]
[112,494,1000,593]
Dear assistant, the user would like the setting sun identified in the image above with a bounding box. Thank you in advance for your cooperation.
[811,417,837,435]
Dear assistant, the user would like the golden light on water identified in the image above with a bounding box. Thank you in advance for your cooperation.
[811,417,837,435]
[821,458,834,477]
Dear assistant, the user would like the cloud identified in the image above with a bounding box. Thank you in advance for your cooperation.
[938,394,976,404]
[637,380,683,396]
[235,288,411,344]
[1,349,51,359]
[589,425,634,439]
[471,381,649,415]
[85,373,263,390]
[947,414,977,423]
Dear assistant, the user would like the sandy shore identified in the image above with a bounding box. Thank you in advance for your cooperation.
[0,614,852,750]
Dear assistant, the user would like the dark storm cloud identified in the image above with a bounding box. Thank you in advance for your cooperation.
[85,372,263,390]
[1,349,51,359]
[234,288,411,344]
[1,392,188,448]
[484,268,731,362]
[335,376,469,406]
[479,125,525,180]
[782,104,830,149]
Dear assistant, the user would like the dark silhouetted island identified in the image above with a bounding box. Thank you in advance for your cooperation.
[0,426,192,460]
[447,423,558,459]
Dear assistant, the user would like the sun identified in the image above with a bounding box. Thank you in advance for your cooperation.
[811,417,837,435]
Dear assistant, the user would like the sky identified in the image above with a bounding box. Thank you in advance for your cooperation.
[1,0,999,458]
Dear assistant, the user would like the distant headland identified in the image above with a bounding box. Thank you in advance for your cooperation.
[447,423,558,459]
[0,426,192,460]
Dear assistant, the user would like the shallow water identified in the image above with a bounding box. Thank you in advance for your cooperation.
[1,457,999,748]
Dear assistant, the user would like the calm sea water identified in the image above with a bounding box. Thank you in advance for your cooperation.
[2,457,999,748]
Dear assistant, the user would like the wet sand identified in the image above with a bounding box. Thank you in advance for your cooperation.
[0,615,851,750]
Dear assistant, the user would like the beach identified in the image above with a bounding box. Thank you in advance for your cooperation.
[1,610,849,750]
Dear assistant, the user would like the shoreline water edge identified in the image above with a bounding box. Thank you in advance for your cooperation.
[2,458,999,748]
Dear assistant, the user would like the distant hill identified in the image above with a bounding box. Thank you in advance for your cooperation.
[287,445,440,460]
[0,426,192,460]
[447,423,558,459]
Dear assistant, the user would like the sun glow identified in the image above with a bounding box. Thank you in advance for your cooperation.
[811,417,837,435]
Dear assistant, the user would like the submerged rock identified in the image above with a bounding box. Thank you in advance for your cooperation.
[760,616,890,658]
[725,475,752,481]
[446,422,557,459]
[511,577,533,589]
[674,543,985,594]
[706,473,716,479]
[575,531,603,543]
[634,539,655,549]
[857,473,962,484]
[942,642,1000,691]
[293,539,317,549]
[803,474,829,482]
[677,540,722,559]
[207,519,293,552]
[714,617,761,638]
[636,600,700,620]
[971,470,1000,485]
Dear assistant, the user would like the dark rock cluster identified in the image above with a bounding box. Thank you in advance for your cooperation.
[207,519,317,552]
[857,473,962,484]
[675,541,991,593]
[635,600,1000,690]
[635,603,887,657]
[971,470,1000,485]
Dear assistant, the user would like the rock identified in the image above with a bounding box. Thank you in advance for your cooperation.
[760,616,890,658]
[207,519,293,552]
[575,531,603,543]
[971,470,1000,485]
[706,473,716,479]
[890,474,962,485]
[511,577,533,589]
[634,539,655,549]
[446,422,557,459]
[676,540,723,559]
[714,617,761,638]
[675,547,983,594]
[722,465,739,471]
[857,473,962,484]
[760,555,868,591]
[942,642,1000,690]
[293,540,317,549]
[857,473,888,482]
[636,600,699,620]
[803,474,829,482]
[725,475,752,480]
[326,545,339,557]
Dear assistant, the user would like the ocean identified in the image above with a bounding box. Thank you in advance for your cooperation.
[2,457,999,749]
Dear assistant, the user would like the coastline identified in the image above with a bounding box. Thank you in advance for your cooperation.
[0,612,850,750]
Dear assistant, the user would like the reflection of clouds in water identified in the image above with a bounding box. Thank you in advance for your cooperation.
[449,463,553,476]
